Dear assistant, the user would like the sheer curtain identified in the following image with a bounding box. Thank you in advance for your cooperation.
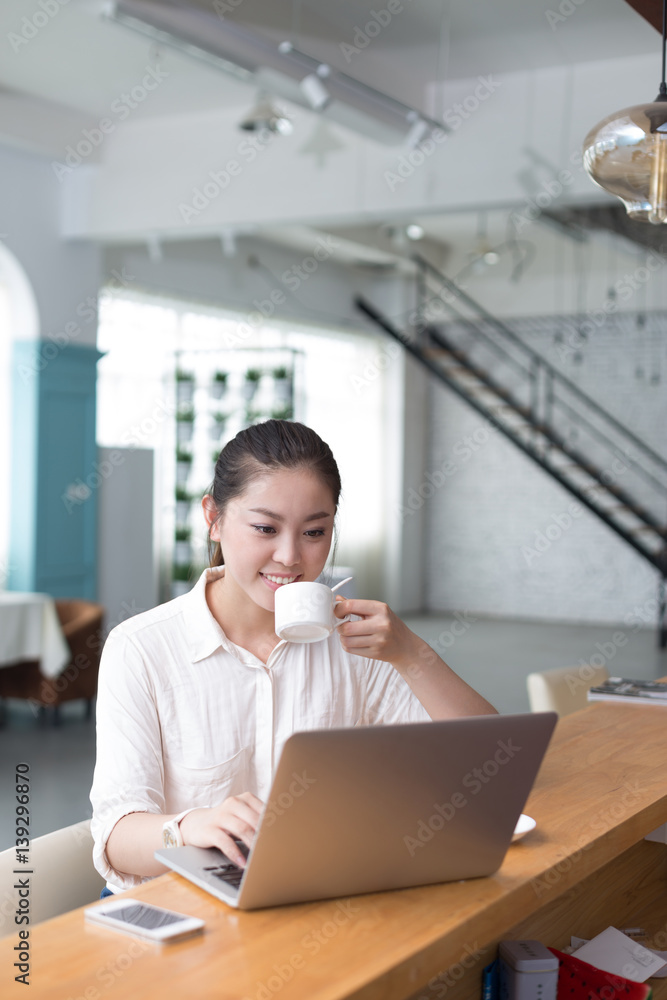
[0,280,10,587]
[97,289,389,600]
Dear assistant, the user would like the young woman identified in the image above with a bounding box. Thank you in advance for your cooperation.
[90,419,495,895]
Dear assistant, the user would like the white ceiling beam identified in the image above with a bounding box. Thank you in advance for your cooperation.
[0,89,100,162]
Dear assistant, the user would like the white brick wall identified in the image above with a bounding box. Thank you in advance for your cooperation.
[423,313,666,626]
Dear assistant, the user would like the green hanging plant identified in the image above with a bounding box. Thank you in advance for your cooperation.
[176,405,195,422]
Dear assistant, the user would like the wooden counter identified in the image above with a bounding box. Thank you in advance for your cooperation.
[3,701,667,1000]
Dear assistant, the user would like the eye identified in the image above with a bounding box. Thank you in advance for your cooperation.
[252,524,276,535]
[305,529,326,537]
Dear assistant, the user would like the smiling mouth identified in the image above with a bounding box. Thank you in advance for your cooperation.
[261,573,301,586]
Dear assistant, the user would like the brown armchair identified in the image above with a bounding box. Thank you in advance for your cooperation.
[0,599,105,723]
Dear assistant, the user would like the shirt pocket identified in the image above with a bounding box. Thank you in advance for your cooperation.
[164,746,248,812]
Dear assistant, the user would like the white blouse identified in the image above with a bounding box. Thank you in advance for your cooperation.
[90,566,430,891]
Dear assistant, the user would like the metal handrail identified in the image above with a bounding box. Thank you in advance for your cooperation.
[427,328,665,520]
[424,320,667,499]
[355,295,667,573]
[414,254,667,479]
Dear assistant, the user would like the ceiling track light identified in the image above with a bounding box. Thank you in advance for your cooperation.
[104,1,252,82]
[108,0,445,146]
[299,70,331,112]
[583,0,667,224]
[239,96,293,135]
[404,114,431,150]
[405,224,425,241]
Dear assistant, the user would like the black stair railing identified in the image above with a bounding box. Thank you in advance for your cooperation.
[412,254,667,510]
[354,258,667,646]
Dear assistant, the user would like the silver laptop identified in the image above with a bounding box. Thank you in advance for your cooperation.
[155,712,556,910]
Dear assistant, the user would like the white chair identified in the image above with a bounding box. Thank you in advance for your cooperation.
[526,664,610,718]
[0,819,105,937]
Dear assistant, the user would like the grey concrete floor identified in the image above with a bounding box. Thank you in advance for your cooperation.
[0,614,665,850]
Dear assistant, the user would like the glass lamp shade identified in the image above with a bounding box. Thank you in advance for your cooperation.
[582,99,667,224]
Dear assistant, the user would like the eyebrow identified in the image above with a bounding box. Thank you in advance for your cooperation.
[248,507,332,523]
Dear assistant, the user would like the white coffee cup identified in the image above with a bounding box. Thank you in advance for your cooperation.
[274,581,351,643]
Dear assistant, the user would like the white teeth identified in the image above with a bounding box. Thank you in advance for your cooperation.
[264,574,297,585]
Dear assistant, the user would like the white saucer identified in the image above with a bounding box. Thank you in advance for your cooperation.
[512,814,536,842]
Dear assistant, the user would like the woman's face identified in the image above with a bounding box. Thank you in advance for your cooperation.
[205,467,336,614]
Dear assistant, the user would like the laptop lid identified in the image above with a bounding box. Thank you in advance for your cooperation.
[155,711,557,910]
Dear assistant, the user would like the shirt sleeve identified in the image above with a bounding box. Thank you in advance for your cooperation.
[89,626,166,890]
[356,655,431,725]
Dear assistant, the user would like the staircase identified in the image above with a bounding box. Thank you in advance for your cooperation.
[355,253,667,646]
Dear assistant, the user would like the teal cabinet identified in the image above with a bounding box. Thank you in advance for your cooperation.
[9,342,101,599]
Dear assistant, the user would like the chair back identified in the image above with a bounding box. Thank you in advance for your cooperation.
[0,819,105,936]
[526,664,610,717]
[55,599,105,638]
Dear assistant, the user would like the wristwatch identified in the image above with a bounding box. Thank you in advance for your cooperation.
[162,808,197,848]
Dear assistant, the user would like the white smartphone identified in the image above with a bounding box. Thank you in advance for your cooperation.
[84,898,205,943]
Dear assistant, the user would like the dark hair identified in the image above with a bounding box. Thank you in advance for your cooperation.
[207,419,342,567]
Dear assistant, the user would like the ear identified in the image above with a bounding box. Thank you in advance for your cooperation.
[201,495,221,539]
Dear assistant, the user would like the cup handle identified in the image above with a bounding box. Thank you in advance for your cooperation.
[333,614,352,628]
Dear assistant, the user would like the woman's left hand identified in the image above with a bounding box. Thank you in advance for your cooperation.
[333,596,497,719]
[333,597,420,673]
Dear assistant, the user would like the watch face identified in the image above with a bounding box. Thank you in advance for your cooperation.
[163,824,179,848]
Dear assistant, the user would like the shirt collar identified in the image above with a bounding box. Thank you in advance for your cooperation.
[182,565,239,663]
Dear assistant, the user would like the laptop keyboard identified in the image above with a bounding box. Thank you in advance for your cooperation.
[203,861,244,889]
[202,838,249,891]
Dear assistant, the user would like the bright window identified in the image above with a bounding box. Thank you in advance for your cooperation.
[0,280,9,587]
[97,289,388,600]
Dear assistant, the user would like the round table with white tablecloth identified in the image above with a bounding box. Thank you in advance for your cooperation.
[0,591,70,680]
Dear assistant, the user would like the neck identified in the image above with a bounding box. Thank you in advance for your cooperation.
[206,569,279,660]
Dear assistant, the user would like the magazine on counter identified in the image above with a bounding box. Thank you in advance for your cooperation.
[587,677,667,704]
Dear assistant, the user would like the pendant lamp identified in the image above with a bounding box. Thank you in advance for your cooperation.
[582,0,667,224]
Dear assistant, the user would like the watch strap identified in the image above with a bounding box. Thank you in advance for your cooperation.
[163,807,197,847]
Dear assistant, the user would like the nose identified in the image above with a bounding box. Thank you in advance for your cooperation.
[273,532,300,568]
